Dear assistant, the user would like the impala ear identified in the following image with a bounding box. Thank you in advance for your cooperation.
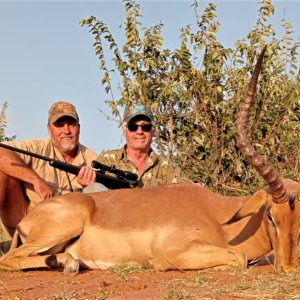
[222,189,269,225]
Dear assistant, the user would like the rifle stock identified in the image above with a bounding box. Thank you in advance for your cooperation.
[0,142,137,189]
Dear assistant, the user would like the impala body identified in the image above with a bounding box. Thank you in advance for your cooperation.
[1,179,300,273]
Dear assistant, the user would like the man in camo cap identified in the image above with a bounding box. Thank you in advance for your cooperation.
[0,101,97,240]
[95,103,188,188]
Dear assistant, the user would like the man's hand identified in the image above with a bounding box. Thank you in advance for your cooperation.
[77,166,96,187]
[33,178,55,200]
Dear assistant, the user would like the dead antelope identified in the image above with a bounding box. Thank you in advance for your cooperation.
[1,47,300,274]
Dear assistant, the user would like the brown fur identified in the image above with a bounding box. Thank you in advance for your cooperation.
[1,179,300,273]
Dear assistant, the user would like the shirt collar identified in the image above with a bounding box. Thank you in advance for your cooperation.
[121,145,159,166]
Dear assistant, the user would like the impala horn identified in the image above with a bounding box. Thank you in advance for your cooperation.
[235,46,288,204]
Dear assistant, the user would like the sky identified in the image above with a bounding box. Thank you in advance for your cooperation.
[0,0,299,154]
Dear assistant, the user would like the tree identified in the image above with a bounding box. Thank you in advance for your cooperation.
[80,0,300,195]
[0,101,15,142]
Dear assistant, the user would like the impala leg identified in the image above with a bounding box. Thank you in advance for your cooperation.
[0,220,83,271]
[152,243,247,271]
[46,252,80,274]
[0,250,78,273]
[8,230,20,251]
[0,246,51,270]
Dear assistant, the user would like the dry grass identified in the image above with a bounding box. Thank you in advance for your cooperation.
[153,267,300,299]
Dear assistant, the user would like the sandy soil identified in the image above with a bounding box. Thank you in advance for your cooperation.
[0,264,281,300]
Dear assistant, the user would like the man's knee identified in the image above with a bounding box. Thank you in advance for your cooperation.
[0,170,9,188]
[0,171,23,193]
[0,174,27,229]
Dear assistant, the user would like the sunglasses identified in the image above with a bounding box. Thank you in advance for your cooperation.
[127,123,153,132]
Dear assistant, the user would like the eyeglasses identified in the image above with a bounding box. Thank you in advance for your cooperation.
[127,123,153,132]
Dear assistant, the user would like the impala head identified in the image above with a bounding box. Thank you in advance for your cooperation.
[265,192,300,272]
[234,46,300,272]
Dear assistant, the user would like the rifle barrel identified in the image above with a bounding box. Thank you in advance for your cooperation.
[0,142,52,162]
[0,142,136,189]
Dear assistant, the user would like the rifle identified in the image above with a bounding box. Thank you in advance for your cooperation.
[91,160,138,181]
[0,142,138,189]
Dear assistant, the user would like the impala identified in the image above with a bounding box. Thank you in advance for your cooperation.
[1,46,300,274]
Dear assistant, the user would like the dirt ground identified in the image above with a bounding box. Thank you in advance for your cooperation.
[1,262,299,300]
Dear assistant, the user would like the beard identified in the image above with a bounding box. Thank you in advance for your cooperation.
[51,134,79,155]
[60,139,78,153]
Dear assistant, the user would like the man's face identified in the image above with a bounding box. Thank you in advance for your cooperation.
[48,116,80,155]
[123,117,154,152]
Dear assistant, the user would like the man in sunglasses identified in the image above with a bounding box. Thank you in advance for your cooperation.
[95,104,187,188]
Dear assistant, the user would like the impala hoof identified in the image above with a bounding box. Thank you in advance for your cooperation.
[45,254,59,269]
[63,254,79,275]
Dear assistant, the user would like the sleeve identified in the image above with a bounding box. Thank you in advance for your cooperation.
[4,139,44,165]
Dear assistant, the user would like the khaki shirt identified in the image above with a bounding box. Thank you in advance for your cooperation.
[95,147,188,188]
[5,138,97,206]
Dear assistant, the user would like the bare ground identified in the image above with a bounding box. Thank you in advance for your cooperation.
[1,262,300,300]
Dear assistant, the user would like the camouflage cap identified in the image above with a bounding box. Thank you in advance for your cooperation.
[123,104,153,124]
[48,101,79,124]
